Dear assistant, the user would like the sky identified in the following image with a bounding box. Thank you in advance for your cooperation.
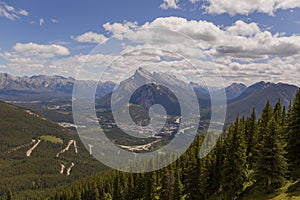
[0,0,300,86]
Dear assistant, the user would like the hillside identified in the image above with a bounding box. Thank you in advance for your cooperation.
[226,82,299,122]
[0,101,106,199]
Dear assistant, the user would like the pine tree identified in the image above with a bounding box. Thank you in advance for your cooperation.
[221,117,247,199]
[254,117,288,193]
[245,108,258,168]
[6,190,13,200]
[113,173,122,200]
[255,101,273,162]
[210,137,224,195]
[125,173,135,200]
[73,185,82,200]
[199,153,214,200]
[185,138,202,200]
[258,101,273,140]
[273,100,283,124]
[173,169,184,200]
[134,172,146,199]
[145,170,158,200]
[161,170,175,200]
[287,89,300,178]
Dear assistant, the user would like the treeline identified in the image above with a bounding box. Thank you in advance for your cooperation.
[49,90,300,200]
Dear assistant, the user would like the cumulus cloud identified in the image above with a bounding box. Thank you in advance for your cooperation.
[189,0,199,3]
[225,20,260,36]
[39,18,44,26]
[160,0,180,9]
[51,19,59,23]
[2,17,300,86]
[203,0,300,16]
[0,0,29,20]
[12,43,70,58]
[100,17,300,85]
[73,32,108,44]
[104,17,300,59]
[19,9,28,16]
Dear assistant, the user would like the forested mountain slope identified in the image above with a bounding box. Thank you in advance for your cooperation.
[0,101,106,199]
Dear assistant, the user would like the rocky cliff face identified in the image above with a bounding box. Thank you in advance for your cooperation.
[0,73,115,95]
[0,73,74,92]
[225,83,247,100]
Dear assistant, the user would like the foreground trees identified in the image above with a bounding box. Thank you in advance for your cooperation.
[51,90,300,200]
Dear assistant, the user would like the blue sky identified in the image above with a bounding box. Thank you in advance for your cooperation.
[0,0,300,85]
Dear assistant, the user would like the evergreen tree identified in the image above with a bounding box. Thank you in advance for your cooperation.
[210,137,224,196]
[145,170,158,200]
[185,138,202,200]
[161,170,175,200]
[72,185,82,200]
[258,101,273,141]
[113,173,121,200]
[173,169,184,200]
[254,117,288,193]
[125,173,135,200]
[6,190,13,200]
[221,118,247,199]
[255,101,274,163]
[89,182,100,200]
[287,89,300,178]
[199,154,213,200]
[134,172,146,199]
[245,108,258,168]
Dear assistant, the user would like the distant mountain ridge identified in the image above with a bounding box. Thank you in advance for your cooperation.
[0,71,266,102]
[226,81,299,122]
[0,72,115,96]
[225,83,247,100]
[0,72,248,100]
[0,71,298,123]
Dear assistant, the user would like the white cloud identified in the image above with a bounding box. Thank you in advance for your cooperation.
[12,43,70,58]
[203,0,300,16]
[0,64,6,69]
[225,20,260,36]
[101,17,300,85]
[51,19,59,23]
[104,17,300,59]
[19,9,28,16]
[39,18,44,26]
[160,0,180,10]
[1,17,300,86]
[73,32,108,44]
[0,1,29,20]
[189,0,199,3]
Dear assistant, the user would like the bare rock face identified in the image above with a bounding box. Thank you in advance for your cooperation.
[0,72,115,95]
[225,82,247,100]
[0,72,74,92]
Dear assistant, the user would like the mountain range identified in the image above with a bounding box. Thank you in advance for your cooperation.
[0,71,247,100]
[0,72,115,99]
[95,68,298,123]
[0,70,298,123]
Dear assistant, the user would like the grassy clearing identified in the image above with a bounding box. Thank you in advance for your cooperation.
[243,180,300,200]
[39,135,63,144]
